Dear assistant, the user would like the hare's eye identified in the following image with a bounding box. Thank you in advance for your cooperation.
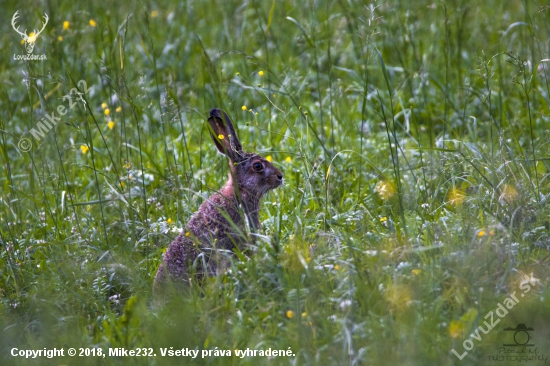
[253,162,263,171]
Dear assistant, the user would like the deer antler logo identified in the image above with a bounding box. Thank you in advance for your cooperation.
[11,10,49,54]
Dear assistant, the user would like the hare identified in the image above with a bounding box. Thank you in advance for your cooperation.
[154,108,283,290]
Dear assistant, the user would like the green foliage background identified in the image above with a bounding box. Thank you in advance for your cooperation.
[0,0,549,364]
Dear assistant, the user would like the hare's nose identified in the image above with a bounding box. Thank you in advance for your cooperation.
[277,174,283,181]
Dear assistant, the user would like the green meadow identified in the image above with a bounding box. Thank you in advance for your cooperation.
[1,0,550,364]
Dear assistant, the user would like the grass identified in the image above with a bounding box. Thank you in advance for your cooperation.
[1,0,550,365]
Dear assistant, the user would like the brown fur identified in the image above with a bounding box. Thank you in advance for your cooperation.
[154,108,283,290]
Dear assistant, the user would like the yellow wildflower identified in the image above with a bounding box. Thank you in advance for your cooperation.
[57,36,63,41]
[80,145,89,154]
[89,19,97,27]
[375,181,395,200]
[167,218,172,224]
[449,320,464,338]
[285,156,292,163]
[259,70,264,76]
[489,229,495,236]
[448,187,465,206]
[286,310,294,319]
[104,108,110,116]
[27,32,37,43]
[241,105,247,111]
[185,231,190,237]
[116,106,122,112]
[63,21,69,30]
[478,230,486,237]
[412,269,421,275]
[301,312,307,318]
[386,284,412,311]
[101,103,107,109]
[107,121,115,129]
[151,10,159,18]
[266,155,272,162]
[500,184,518,202]
[217,134,224,140]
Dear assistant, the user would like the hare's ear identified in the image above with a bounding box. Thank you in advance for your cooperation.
[208,108,243,162]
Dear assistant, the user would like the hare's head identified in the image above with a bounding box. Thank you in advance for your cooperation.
[208,108,283,199]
